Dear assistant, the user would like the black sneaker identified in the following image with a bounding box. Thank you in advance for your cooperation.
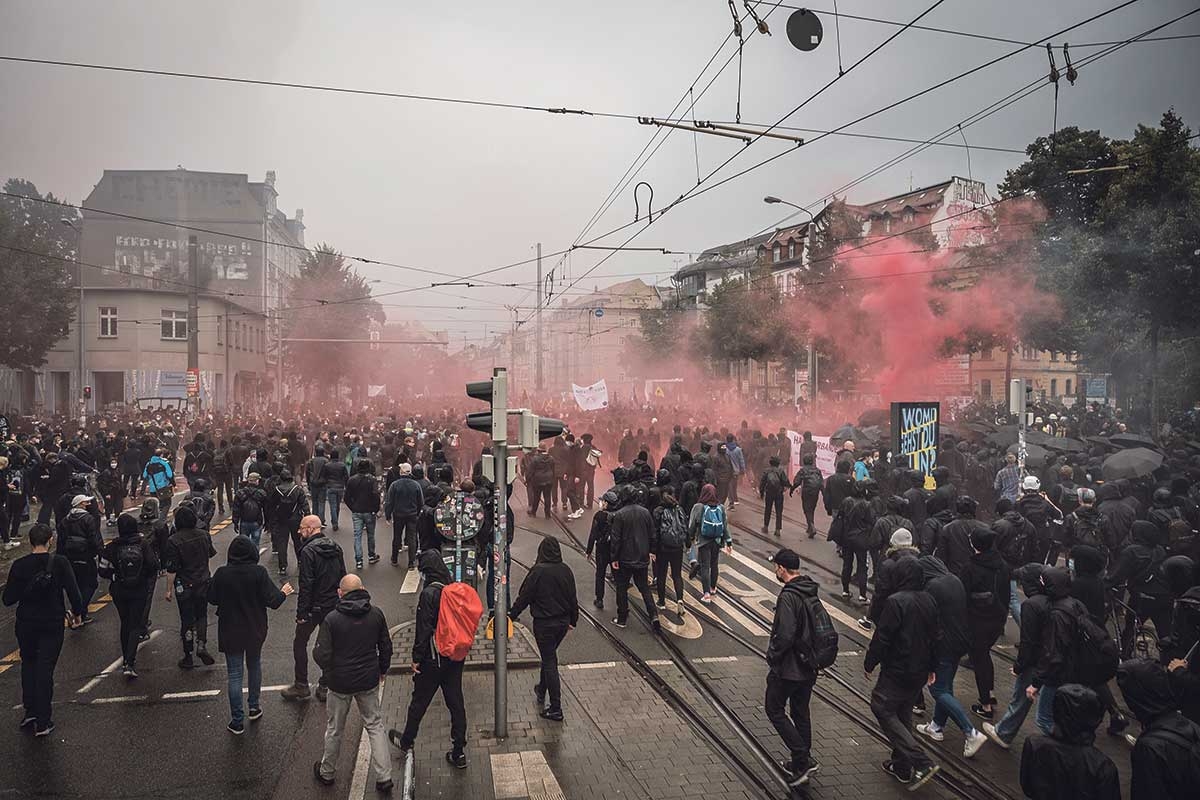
[655,601,667,610]
[368,554,381,564]
[857,617,874,631]
[592,598,604,609]
[688,563,700,581]
[313,760,334,785]
[197,648,215,666]
[908,764,940,790]
[278,566,287,576]
[355,561,364,570]
[123,665,138,679]
[651,619,662,633]
[971,703,994,721]
[20,715,36,729]
[787,760,820,787]
[178,654,195,670]
[539,708,564,722]
[390,557,399,566]
[882,761,912,784]
[228,720,245,736]
[446,751,467,769]
[376,779,394,794]
[611,618,627,629]
[387,729,411,752]
[912,705,925,716]
[839,591,852,602]
[34,722,55,738]
[247,707,264,722]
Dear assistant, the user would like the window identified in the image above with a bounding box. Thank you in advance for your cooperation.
[1049,350,1060,362]
[788,241,795,260]
[980,348,993,361]
[1066,378,1073,396]
[216,315,223,346]
[369,330,381,351]
[160,310,187,341]
[772,245,781,263]
[787,273,799,295]
[98,307,117,338]
[1022,345,1037,360]
[903,209,915,223]
[980,379,992,399]
[234,321,241,350]
[1050,378,1058,397]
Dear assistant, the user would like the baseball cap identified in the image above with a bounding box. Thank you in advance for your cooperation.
[1077,487,1097,504]
[769,548,801,570]
[1022,476,1041,492]
[890,528,913,548]
[71,494,91,507]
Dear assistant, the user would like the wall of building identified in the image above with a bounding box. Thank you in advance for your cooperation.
[970,346,1080,404]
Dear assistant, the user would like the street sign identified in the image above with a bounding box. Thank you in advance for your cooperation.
[185,368,200,398]
[594,307,604,318]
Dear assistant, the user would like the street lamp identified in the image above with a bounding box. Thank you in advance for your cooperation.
[60,218,86,417]
[761,198,819,411]
[763,195,816,223]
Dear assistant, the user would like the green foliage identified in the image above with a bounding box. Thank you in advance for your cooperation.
[0,179,79,369]
[698,267,803,366]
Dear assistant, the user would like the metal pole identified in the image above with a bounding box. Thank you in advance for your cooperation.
[1018,393,1028,476]
[187,236,200,413]
[493,437,508,737]
[276,313,283,414]
[535,242,543,392]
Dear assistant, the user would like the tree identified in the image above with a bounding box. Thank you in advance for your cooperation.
[0,179,79,370]
[282,244,384,392]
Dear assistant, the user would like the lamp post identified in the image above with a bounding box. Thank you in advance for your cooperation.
[60,218,85,418]
[763,195,817,224]
[762,197,818,413]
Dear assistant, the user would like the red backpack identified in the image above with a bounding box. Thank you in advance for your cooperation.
[434,583,484,661]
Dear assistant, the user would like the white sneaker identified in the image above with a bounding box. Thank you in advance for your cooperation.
[916,723,944,742]
[700,593,713,604]
[963,730,987,758]
[982,722,1010,750]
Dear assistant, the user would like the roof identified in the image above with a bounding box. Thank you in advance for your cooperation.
[674,232,770,280]
[562,278,658,309]
[855,177,984,218]
[762,223,810,249]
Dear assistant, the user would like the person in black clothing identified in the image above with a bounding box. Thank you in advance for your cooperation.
[384,462,424,567]
[608,485,660,630]
[651,488,689,613]
[100,514,160,678]
[2,523,84,737]
[1015,476,1063,564]
[585,490,617,608]
[829,483,875,604]
[416,484,445,554]
[162,505,217,669]
[1068,544,1130,736]
[211,439,234,516]
[509,537,578,721]
[1117,658,1200,800]
[59,494,102,623]
[902,470,931,532]
[935,495,990,584]
[823,459,855,518]
[282,515,346,702]
[388,551,469,768]
[962,528,1010,724]
[320,452,349,531]
[121,441,144,501]
[863,555,941,788]
[790,454,824,538]
[759,456,789,536]
[527,446,556,518]
[1106,520,1173,650]
[344,459,381,569]
[266,470,310,576]
[869,496,914,592]
[914,555,981,749]
[992,498,1037,625]
[1018,684,1120,800]
[765,548,822,787]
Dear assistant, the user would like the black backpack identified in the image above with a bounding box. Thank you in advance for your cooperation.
[1067,604,1120,686]
[1071,511,1107,551]
[212,449,228,472]
[764,469,785,494]
[796,592,839,671]
[114,541,146,589]
[801,468,824,493]
[275,485,304,524]
[658,506,688,550]
[239,491,263,524]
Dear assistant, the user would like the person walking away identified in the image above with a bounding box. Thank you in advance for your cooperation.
[992,498,1035,625]
[282,514,346,702]
[162,505,217,669]
[578,433,599,510]
[1117,658,1200,800]
[2,523,84,737]
[266,470,309,575]
[961,528,1010,724]
[528,445,556,518]
[211,439,234,517]
[713,442,734,506]
[829,484,875,606]
[790,455,824,538]
[1069,544,1130,735]
[100,514,159,678]
[121,440,143,501]
[869,495,915,593]
[651,487,689,613]
[231,472,268,546]
[725,435,746,507]
[345,460,381,569]
[321,450,349,531]
[142,448,175,522]
[759,456,789,536]
[137,497,170,633]
[689,483,732,604]
[59,494,102,624]
[306,445,330,525]
[586,490,617,608]
[766,548,830,787]
[388,551,478,769]
[935,495,990,584]
[863,555,941,788]
[609,484,661,629]
[1018,684,1120,800]
[1015,476,1063,565]
[1105,520,1173,654]
[384,462,423,567]
[97,456,125,525]
[207,536,295,734]
[312,575,394,792]
[509,537,578,721]
[178,478,216,531]
[913,555,986,757]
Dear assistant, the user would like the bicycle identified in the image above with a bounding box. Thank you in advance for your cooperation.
[1106,586,1160,662]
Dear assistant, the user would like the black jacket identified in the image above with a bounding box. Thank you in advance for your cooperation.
[412,551,453,665]
[528,452,556,487]
[344,473,380,513]
[162,526,216,588]
[509,538,578,625]
[58,507,102,564]
[2,552,84,624]
[1106,520,1168,598]
[266,481,309,530]
[1068,545,1108,623]
[207,536,288,654]
[864,556,940,681]
[1118,658,1200,800]
[585,508,612,556]
[993,510,1036,571]
[307,455,329,487]
[963,547,1011,623]
[823,473,856,516]
[1014,564,1052,675]
[867,544,921,623]
[1019,684,1121,800]
[101,533,160,599]
[297,533,347,620]
[232,484,268,525]
[917,508,955,556]
[918,556,970,660]
[767,575,820,682]
[384,476,424,519]
[319,461,349,491]
[1036,567,1084,689]
[1016,493,1063,537]
[313,588,392,695]
[1096,483,1136,549]
[1063,506,1109,551]
[609,502,654,569]
[870,513,913,552]
[935,517,989,583]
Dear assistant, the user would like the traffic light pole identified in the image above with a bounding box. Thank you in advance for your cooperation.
[492,437,508,738]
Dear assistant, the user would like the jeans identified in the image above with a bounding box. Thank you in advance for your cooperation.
[320,687,392,783]
[593,541,610,603]
[392,513,419,564]
[310,485,327,524]
[294,613,327,686]
[533,618,570,712]
[614,565,658,624]
[653,549,684,604]
[929,656,973,734]
[226,649,263,726]
[113,592,148,667]
[17,620,64,726]
[762,493,784,531]
[697,541,721,594]
[870,672,933,774]
[326,488,344,528]
[1008,579,1022,626]
[238,521,262,547]
[765,674,814,770]
[994,673,1057,742]
[397,658,466,752]
[352,512,377,563]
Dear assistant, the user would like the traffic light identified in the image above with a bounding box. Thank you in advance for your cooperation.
[83,385,92,400]
[1008,379,1026,416]
[519,410,564,448]
[465,368,508,441]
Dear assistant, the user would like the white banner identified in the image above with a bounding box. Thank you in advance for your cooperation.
[367,385,386,398]
[571,379,609,411]
[789,430,839,477]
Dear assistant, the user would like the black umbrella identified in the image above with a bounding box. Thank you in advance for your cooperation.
[1040,436,1088,454]
[986,426,1019,447]
[1108,433,1158,449]
[1086,436,1115,449]
[965,421,997,434]
[1007,442,1049,468]
[1102,447,1164,480]
[832,424,867,443]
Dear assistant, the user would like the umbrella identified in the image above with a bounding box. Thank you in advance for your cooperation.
[986,426,1019,447]
[1185,440,1200,453]
[1040,436,1088,454]
[832,424,867,443]
[965,421,997,434]
[857,408,890,428]
[1108,433,1158,449]
[1086,436,1115,449]
[1102,447,1164,480]
[1007,442,1050,468]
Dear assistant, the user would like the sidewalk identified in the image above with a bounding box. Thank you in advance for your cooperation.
[390,616,542,673]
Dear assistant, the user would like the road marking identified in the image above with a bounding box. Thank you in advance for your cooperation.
[565,661,617,670]
[246,684,291,693]
[726,547,779,581]
[90,695,148,704]
[838,650,861,657]
[1,651,19,663]
[347,685,384,800]
[645,659,673,666]
[399,568,421,594]
[696,656,739,663]
[491,750,564,799]
[162,689,221,699]
[77,629,161,694]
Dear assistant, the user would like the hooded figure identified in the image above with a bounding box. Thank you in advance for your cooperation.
[1096,482,1135,549]
[863,556,939,681]
[1117,659,1200,800]
[1018,684,1120,800]
[917,555,970,662]
[207,536,289,655]
[1032,567,1083,692]
[509,537,578,719]
[416,485,445,553]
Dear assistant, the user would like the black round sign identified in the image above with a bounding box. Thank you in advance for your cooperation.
[787,9,824,52]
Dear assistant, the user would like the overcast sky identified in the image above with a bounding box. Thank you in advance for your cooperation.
[2,1,1197,345]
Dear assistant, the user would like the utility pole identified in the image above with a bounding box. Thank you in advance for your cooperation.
[535,242,544,392]
[275,312,284,413]
[187,236,200,413]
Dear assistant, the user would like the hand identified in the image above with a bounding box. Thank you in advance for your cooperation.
[165,590,173,602]
[281,582,295,596]
[411,662,421,675]
[1026,685,1039,701]
[1169,658,1188,673]
[1011,666,1018,677]
[568,625,575,631]
[611,561,620,571]
[927,672,936,687]
[71,614,83,628]
[724,546,732,555]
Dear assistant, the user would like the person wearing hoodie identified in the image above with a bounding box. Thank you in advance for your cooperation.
[992,498,1036,625]
[97,455,126,525]
[823,459,856,519]
[1015,476,1063,564]
[862,529,921,632]
[312,575,394,792]
[319,451,350,531]
[650,487,689,613]
[283,515,347,702]
[384,462,424,567]
[509,538,578,721]
[142,448,175,521]
[917,493,955,558]
[863,555,942,789]
[1069,543,1130,736]
[1095,482,1135,552]
[416,484,445,553]
[59,494,102,623]
[1117,658,1200,800]
[100,514,160,678]
[901,470,930,532]
[914,554,985,756]
[713,442,735,505]
[1165,585,1200,725]
[266,469,311,576]
[1106,519,1173,650]
[586,490,618,608]
[935,495,990,584]
[1023,566,1085,734]
[344,459,381,569]
[790,454,824,538]
[829,483,875,605]
[610,484,661,629]
[758,456,789,536]
[725,435,746,507]
[161,505,217,669]
[1018,684,1120,800]
[765,548,822,788]
[869,496,914,596]
[961,528,1010,724]
[207,536,294,734]
[388,550,469,769]
[1061,488,1108,555]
